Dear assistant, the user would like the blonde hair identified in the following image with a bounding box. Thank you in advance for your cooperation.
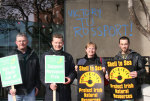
[85,42,97,50]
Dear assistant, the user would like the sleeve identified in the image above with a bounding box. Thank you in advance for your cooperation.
[67,55,77,83]
[40,53,51,88]
[136,54,146,76]
[35,56,41,90]
[102,58,106,67]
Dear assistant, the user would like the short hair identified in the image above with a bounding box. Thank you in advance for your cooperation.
[16,33,28,40]
[52,34,64,41]
[119,36,130,44]
[85,42,97,50]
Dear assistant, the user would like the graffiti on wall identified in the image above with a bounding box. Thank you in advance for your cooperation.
[68,8,133,37]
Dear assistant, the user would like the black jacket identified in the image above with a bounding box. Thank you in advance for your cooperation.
[9,46,41,95]
[115,49,145,77]
[40,48,76,101]
[77,54,103,66]
[114,49,146,98]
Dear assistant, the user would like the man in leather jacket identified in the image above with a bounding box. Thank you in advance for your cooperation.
[8,33,40,101]
[114,36,146,101]
[40,34,76,101]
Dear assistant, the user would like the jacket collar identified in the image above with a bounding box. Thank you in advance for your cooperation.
[116,49,136,58]
[15,46,34,60]
[50,47,63,55]
[84,54,98,61]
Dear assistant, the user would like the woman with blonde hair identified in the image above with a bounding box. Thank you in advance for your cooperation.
[75,42,105,72]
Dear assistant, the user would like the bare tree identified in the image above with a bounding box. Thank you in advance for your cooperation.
[128,0,150,40]
[0,0,64,48]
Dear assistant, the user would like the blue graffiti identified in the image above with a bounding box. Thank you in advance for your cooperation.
[68,8,101,18]
[76,17,94,27]
[68,8,133,37]
[74,23,133,37]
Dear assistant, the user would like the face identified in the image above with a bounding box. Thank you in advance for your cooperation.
[85,45,96,58]
[52,37,64,51]
[16,36,28,51]
[119,39,129,53]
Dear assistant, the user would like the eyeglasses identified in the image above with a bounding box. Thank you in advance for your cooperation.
[17,40,27,43]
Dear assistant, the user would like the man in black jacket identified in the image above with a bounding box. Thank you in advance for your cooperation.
[40,34,76,101]
[8,33,40,101]
[113,36,146,101]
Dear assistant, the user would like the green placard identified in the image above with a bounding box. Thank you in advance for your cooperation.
[0,54,22,87]
[45,55,65,83]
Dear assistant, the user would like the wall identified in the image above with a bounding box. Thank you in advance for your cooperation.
[65,0,150,61]
[65,0,150,101]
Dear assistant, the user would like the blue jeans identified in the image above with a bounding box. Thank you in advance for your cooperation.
[114,100,134,101]
[8,88,35,101]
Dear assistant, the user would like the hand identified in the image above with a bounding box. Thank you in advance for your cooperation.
[102,67,106,73]
[75,65,78,71]
[105,73,109,80]
[35,88,39,96]
[63,77,71,85]
[10,88,16,96]
[130,71,137,78]
[50,83,57,90]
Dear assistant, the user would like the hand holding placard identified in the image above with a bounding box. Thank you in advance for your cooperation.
[45,55,65,101]
[63,77,71,85]
[11,85,16,101]
[0,55,22,101]
[50,83,57,90]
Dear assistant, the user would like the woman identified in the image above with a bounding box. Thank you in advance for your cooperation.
[75,42,105,72]
[75,42,109,100]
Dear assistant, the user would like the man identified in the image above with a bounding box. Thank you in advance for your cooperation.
[40,34,76,101]
[113,36,146,101]
[8,33,40,101]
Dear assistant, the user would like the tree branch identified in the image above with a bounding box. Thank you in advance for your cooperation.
[128,0,150,40]
[140,0,150,31]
